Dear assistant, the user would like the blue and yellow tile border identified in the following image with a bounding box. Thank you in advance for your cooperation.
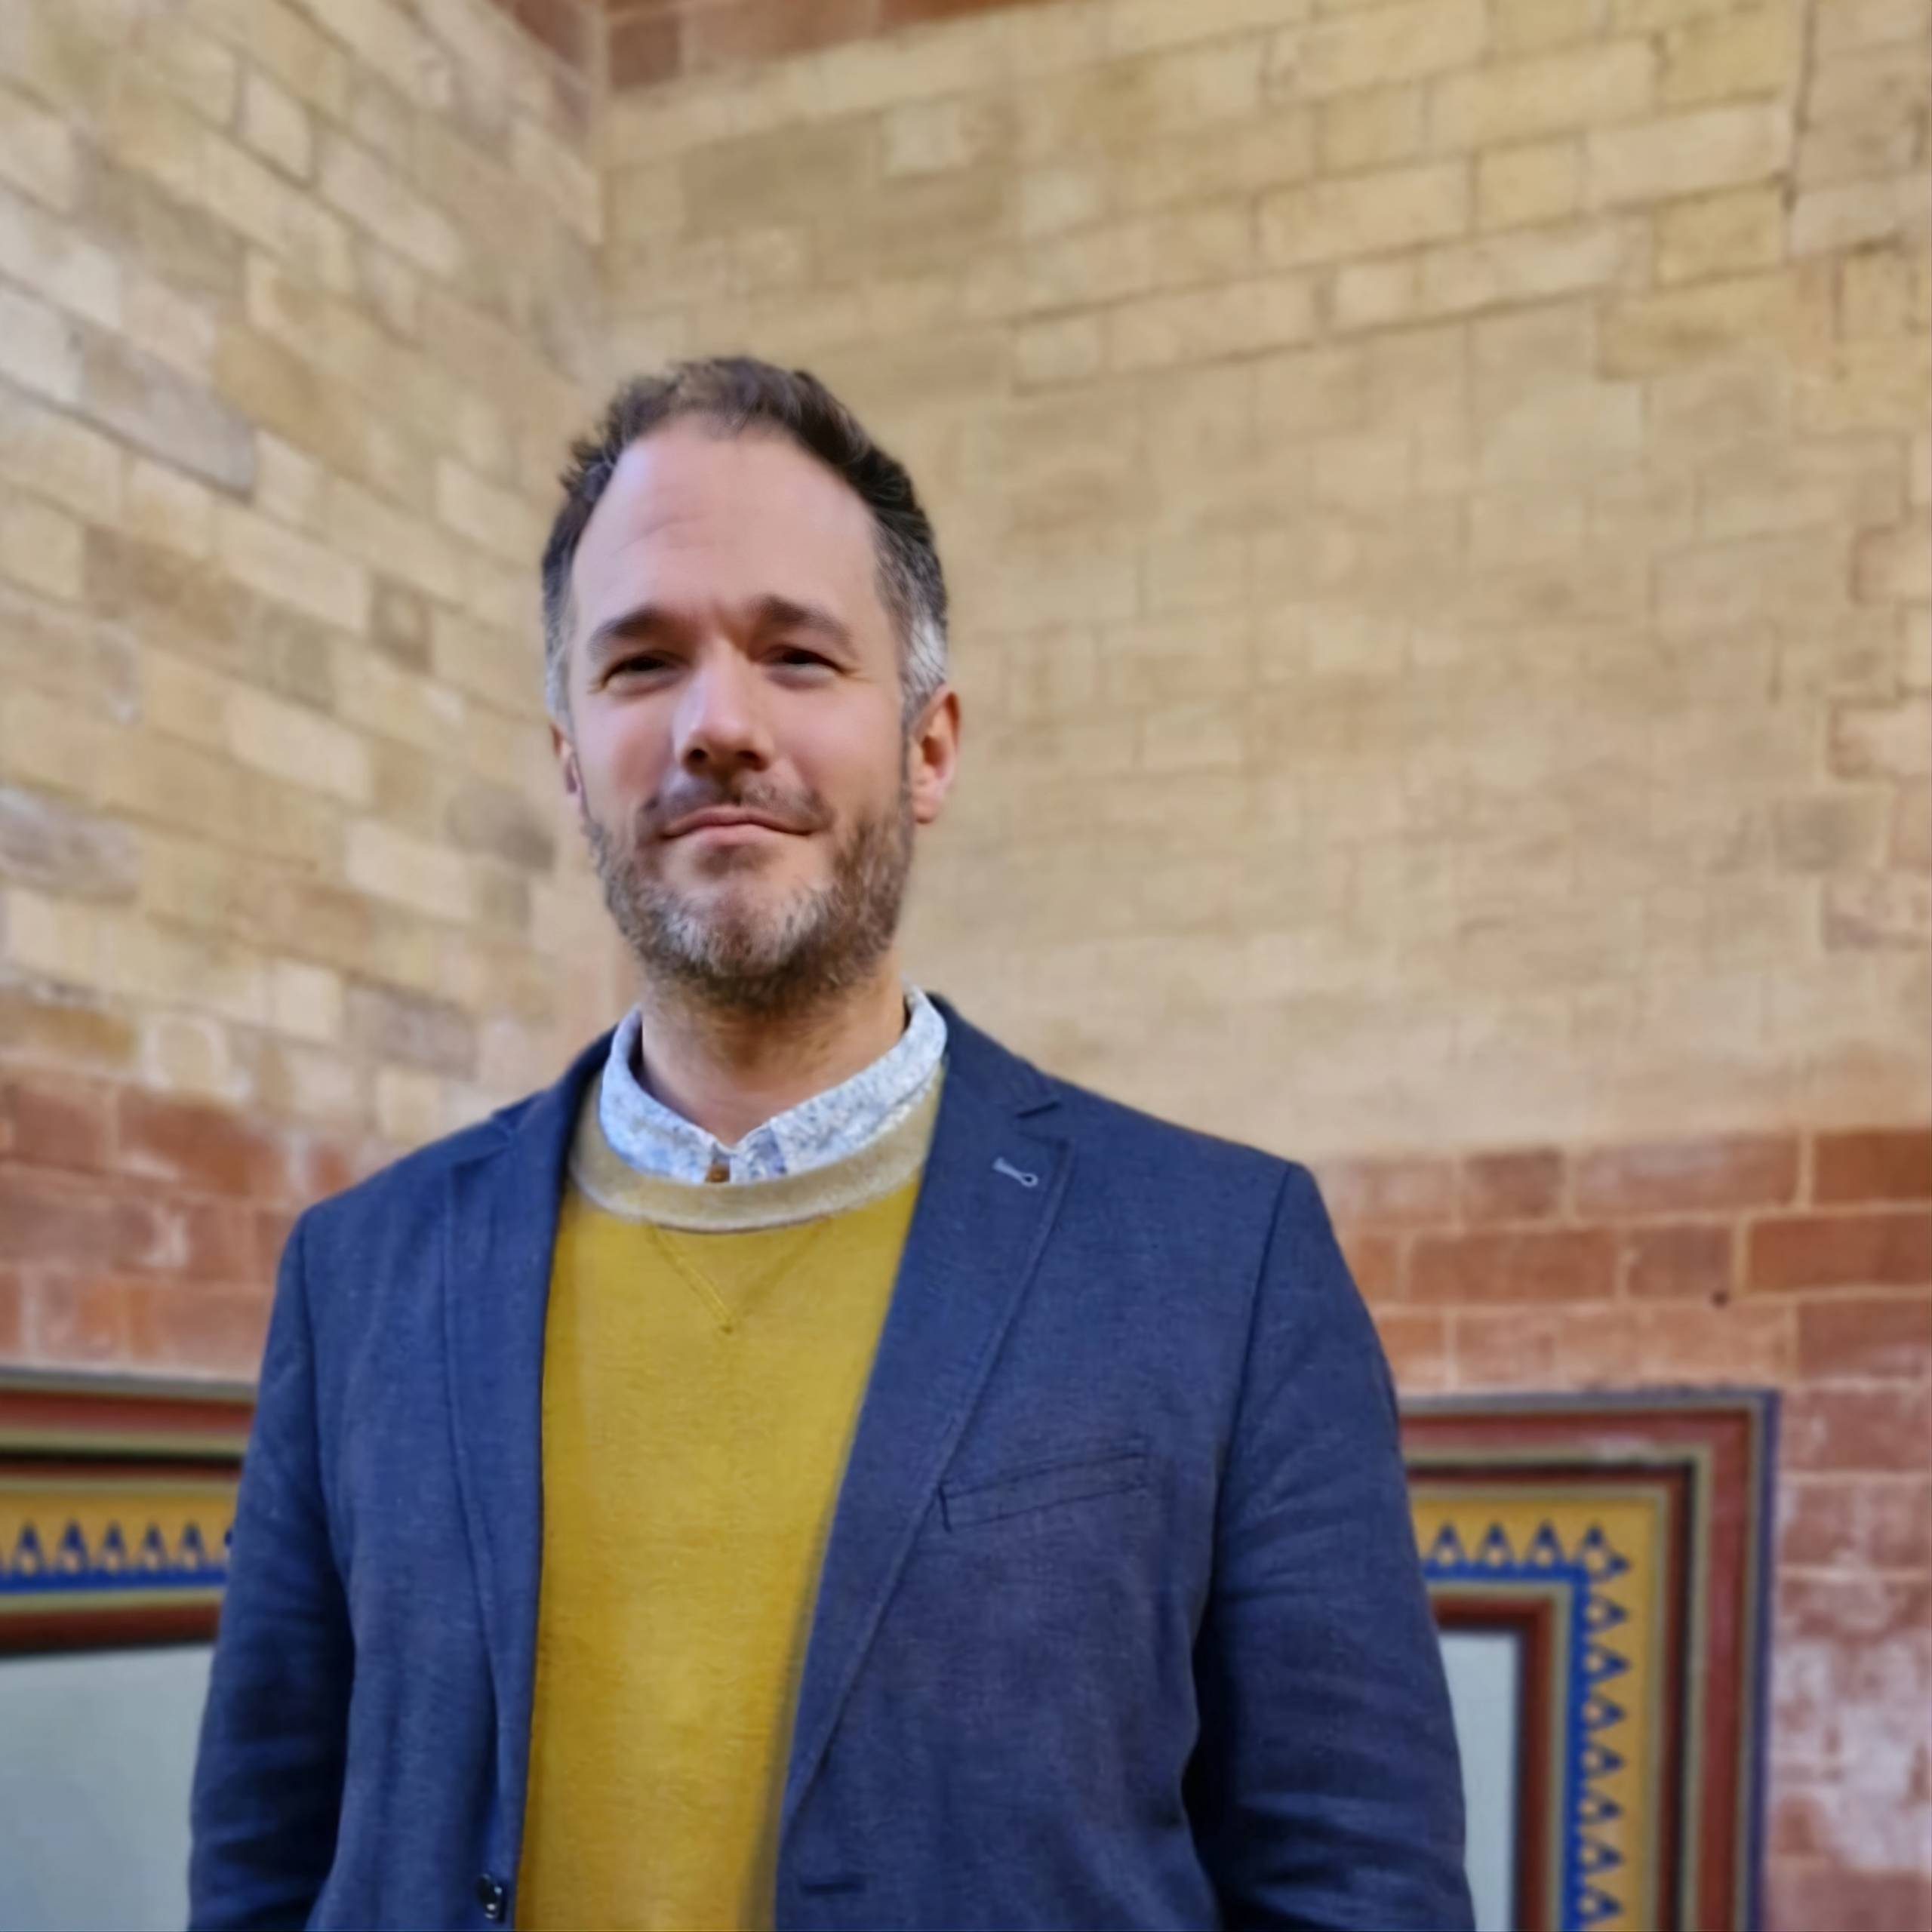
[2,1371,1775,1929]
[0,1370,251,1654]
[1405,1389,1777,1932]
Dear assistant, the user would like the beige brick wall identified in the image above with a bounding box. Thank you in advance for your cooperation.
[601,0,1931,1161]
[0,0,625,1209]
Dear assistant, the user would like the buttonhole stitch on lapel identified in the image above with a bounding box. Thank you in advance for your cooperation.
[992,1155,1040,1188]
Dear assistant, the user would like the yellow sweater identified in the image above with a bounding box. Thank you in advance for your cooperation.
[516,1077,941,1932]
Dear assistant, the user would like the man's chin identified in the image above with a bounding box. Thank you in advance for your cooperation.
[672,834,797,876]
[645,888,823,979]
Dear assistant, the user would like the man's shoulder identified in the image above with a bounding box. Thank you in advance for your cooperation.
[296,1102,526,1241]
[294,1035,605,1251]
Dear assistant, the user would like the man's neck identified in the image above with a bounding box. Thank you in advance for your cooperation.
[629,958,912,1149]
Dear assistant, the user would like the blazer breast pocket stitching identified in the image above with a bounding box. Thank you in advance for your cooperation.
[939,1445,1150,1531]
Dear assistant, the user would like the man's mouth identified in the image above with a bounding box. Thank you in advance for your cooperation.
[663,807,804,838]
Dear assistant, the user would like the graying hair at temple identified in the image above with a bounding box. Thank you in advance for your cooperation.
[540,356,951,725]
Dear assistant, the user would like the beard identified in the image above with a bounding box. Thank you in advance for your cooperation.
[584,757,915,1022]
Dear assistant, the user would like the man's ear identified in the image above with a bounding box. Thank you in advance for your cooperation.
[552,718,586,815]
[908,687,961,828]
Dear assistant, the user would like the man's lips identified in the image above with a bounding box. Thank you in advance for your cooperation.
[661,808,807,838]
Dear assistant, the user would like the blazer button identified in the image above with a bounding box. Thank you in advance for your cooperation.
[476,1874,509,1922]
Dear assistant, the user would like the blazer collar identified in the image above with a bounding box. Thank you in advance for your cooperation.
[441,1029,605,1867]
[439,995,1069,1872]
[780,997,1070,1848]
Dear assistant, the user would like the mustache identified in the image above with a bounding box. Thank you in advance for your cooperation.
[641,777,832,838]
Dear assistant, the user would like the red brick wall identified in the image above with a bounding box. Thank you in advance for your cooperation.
[474,0,1071,94]
[602,0,1065,89]
[0,1060,374,1380]
[1326,1122,1932,1930]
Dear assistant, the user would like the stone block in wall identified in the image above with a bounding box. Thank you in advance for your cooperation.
[267,959,344,1048]
[214,500,370,634]
[0,493,82,603]
[254,1038,364,1128]
[681,119,875,234]
[1798,1289,1932,1383]
[1659,5,1804,106]
[1272,0,1487,102]
[185,0,352,121]
[1824,873,1932,948]
[0,78,76,211]
[1318,82,1427,174]
[1411,1227,1621,1303]
[344,819,475,925]
[1473,137,1584,229]
[1832,700,1932,780]
[1017,38,1264,159]
[0,788,139,903]
[0,382,120,523]
[1751,1206,1932,1289]
[1427,40,1657,150]
[1417,214,1645,317]
[1106,272,1317,371]
[1114,112,1317,214]
[240,69,315,183]
[346,981,478,1079]
[79,329,256,493]
[1656,183,1786,283]
[319,0,457,113]
[318,132,466,281]
[222,684,374,808]
[0,181,120,331]
[1586,100,1794,205]
[1261,158,1469,266]
[1601,267,1834,375]
[445,779,557,872]
[81,155,246,305]
[140,13,240,129]
[512,111,601,245]
[1793,172,1932,259]
[0,281,79,405]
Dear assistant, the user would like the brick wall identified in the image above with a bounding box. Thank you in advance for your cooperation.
[0,0,628,1374]
[1331,1122,1932,1929]
[599,0,1930,1917]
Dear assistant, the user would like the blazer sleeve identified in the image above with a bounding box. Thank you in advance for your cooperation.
[1186,1163,1472,1930]
[189,1212,353,1931]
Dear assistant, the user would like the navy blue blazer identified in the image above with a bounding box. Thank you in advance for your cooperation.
[189,997,1471,1931]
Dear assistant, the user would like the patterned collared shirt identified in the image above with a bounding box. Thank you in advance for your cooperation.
[597,985,948,1185]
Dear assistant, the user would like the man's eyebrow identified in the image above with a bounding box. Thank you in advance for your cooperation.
[583,603,682,660]
[583,597,854,660]
[752,595,854,649]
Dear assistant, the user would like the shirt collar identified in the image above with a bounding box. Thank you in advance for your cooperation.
[597,985,948,1186]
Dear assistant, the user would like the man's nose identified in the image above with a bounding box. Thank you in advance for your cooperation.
[674,647,773,775]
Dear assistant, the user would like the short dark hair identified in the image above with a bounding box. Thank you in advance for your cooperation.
[540,357,949,722]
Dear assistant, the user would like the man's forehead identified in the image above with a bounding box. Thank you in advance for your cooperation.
[569,423,887,638]
[589,423,874,552]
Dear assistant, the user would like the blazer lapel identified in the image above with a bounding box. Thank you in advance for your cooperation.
[780,1002,1070,1842]
[441,1033,609,1858]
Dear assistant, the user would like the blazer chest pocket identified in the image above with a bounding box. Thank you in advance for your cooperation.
[939,1442,1150,1532]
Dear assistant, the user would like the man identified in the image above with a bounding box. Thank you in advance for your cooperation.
[190,358,1470,1931]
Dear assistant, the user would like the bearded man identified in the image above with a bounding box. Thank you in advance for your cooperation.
[189,359,1472,1932]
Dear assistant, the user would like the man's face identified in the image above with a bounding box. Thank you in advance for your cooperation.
[553,423,958,1016]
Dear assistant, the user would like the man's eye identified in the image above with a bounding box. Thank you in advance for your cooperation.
[610,655,671,678]
[776,648,832,669]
